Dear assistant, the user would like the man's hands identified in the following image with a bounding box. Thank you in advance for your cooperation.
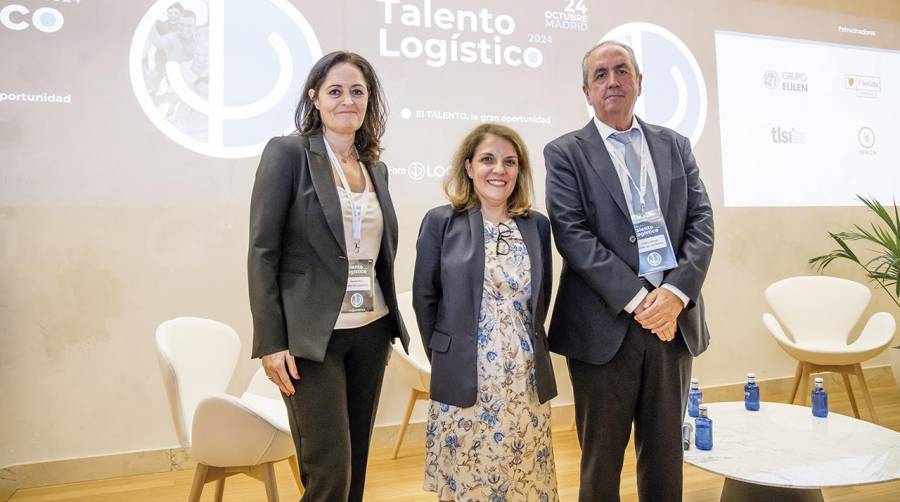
[634,288,683,342]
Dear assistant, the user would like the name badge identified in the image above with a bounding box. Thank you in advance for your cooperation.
[632,209,678,276]
[342,259,375,313]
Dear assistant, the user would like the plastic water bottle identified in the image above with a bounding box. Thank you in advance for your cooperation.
[744,373,760,411]
[812,377,828,417]
[695,404,713,451]
[688,378,702,418]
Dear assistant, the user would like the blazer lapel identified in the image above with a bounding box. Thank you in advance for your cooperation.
[639,118,672,215]
[575,120,630,220]
[515,214,542,323]
[468,208,485,326]
[308,134,346,255]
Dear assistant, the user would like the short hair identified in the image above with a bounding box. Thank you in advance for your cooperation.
[180,9,196,22]
[581,40,641,86]
[168,2,184,11]
[443,123,534,216]
[294,51,387,163]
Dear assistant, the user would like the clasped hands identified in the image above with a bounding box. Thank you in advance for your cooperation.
[634,287,683,342]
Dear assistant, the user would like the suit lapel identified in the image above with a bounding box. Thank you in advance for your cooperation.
[308,134,347,255]
[515,214,542,322]
[639,118,672,215]
[575,120,630,220]
[468,208,485,325]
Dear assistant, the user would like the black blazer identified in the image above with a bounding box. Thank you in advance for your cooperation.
[248,133,410,362]
[412,205,557,408]
[544,118,714,365]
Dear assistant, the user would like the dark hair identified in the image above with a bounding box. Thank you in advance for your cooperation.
[294,51,387,163]
[444,123,534,216]
[168,2,184,11]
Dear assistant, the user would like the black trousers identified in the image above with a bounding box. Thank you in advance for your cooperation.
[569,320,692,502]
[281,315,392,502]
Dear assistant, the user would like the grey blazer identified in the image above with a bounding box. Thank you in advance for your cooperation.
[248,133,410,362]
[412,205,557,408]
[544,118,714,365]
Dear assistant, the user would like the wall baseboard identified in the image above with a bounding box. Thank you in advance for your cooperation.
[2,364,894,500]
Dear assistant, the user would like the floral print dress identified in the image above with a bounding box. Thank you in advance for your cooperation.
[423,219,558,502]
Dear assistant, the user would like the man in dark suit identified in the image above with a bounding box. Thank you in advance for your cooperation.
[544,41,714,501]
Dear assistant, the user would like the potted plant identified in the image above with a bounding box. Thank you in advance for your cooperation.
[809,195,899,385]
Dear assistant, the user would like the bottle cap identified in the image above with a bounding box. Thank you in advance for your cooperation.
[691,378,700,385]
[699,404,708,411]
[814,377,824,383]
[747,373,756,380]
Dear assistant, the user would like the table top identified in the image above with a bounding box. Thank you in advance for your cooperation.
[683,401,900,489]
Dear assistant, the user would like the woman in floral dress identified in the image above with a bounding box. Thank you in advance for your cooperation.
[413,123,558,502]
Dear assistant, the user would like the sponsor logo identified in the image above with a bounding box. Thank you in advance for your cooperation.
[389,161,449,181]
[350,293,365,308]
[858,126,875,149]
[129,0,322,159]
[770,125,805,144]
[763,70,808,93]
[647,251,662,267]
[762,70,779,90]
[845,74,880,98]
[1,4,64,32]
[597,23,708,146]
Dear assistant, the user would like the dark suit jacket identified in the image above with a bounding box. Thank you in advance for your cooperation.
[412,205,557,407]
[248,133,410,362]
[544,118,714,365]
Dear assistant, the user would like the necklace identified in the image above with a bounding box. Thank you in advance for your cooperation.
[338,145,358,164]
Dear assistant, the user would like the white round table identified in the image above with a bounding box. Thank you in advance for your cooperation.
[683,402,900,501]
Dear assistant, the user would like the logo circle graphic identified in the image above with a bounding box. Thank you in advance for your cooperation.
[350,293,364,308]
[408,161,426,181]
[129,0,322,159]
[858,127,875,149]
[594,23,708,147]
[762,70,780,90]
[647,251,662,267]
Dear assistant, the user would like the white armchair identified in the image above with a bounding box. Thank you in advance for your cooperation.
[389,292,432,459]
[155,317,300,501]
[762,276,896,423]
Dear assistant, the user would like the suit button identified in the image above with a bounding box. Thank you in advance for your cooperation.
[629,235,637,243]
[338,255,347,260]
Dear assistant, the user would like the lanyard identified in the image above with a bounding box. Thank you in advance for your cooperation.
[608,131,651,214]
[324,138,369,253]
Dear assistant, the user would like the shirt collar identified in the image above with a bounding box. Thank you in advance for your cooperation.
[593,115,642,141]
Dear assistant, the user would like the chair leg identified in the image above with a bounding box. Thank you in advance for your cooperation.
[213,477,225,502]
[392,389,419,459]
[188,463,209,502]
[853,364,879,424]
[840,371,860,419]
[788,362,803,404]
[800,363,811,406]
[288,455,303,493]
[261,462,280,502]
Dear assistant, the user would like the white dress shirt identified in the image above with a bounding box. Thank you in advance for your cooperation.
[593,116,689,313]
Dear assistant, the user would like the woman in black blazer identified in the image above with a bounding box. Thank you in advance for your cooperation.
[413,124,558,501]
[248,51,409,502]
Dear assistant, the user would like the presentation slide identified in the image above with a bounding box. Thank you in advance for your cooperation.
[1,0,898,210]
[717,31,900,207]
